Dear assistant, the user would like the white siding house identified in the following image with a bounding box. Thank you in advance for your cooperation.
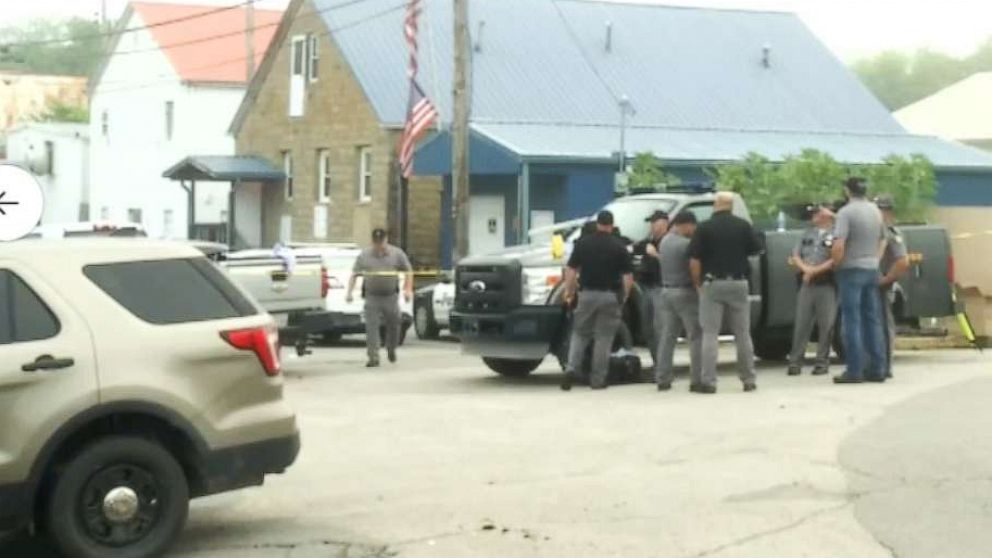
[88,2,281,240]
[5,122,90,225]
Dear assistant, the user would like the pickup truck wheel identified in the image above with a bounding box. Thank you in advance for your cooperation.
[46,436,189,558]
[483,357,543,377]
[752,333,790,362]
[414,302,440,340]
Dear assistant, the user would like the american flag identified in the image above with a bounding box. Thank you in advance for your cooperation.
[398,0,438,179]
[399,80,439,179]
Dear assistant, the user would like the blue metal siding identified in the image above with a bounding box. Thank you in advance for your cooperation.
[935,171,992,206]
[414,131,520,176]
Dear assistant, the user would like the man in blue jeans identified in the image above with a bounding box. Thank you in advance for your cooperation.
[830,178,888,384]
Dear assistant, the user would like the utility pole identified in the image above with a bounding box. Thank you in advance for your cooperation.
[452,0,471,262]
[245,0,256,82]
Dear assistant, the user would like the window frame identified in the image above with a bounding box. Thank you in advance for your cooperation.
[0,269,62,345]
[358,146,372,203]
[165,100,174,141]
[307,34,319,82]
[283,150,294,200]
[317,148,330,203]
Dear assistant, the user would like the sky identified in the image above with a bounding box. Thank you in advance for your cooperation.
[0,0,990,62]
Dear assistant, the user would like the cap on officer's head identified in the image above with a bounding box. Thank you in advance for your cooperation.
[645,210,669,223]
[671,211,697,226]
[372,228,387,242]
[596,210,614,226]
[874,195,895,211]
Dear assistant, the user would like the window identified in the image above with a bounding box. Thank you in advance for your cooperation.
[317,148,330,202]
[283,150,294,200]
[78,203,90,221]
[43,140,54,175]
[84,259,257,325]
[127,208,143,224]
[0,270,60,345]
[307,34,319,82]
[101,110,109,137]
[684,203,715,223]
[100,206,110,220]
[163,209,174,238]
[289,36,306,117]
[165,100,174,140]
[358,146,372,202]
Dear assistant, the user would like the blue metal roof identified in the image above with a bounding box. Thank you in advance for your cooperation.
[319,0,902,134]
[162,155,285,181]
[465,123,992,169]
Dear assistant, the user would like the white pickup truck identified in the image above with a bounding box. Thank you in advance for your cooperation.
[198,245,331,355]
[288,243,414,344]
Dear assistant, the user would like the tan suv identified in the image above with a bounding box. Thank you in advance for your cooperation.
[0,240,299,557]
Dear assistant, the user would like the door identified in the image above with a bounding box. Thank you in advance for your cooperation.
[899,226,954,319]
[469,195,505,256]
[233,182,263,248]
[0,263,97,482]
[529,210,555,242]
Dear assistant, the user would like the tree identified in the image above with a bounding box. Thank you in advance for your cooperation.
[711,151,938,226]
[625,152,682,191]
[0,17,104,76]
[852,36,992,111]
[34,99,88,123]
[861,155,937,223]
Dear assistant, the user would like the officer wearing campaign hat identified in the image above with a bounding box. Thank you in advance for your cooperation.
[786,203,837,376]
[875,195,910,378]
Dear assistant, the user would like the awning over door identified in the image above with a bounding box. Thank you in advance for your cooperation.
[163,155,285,182]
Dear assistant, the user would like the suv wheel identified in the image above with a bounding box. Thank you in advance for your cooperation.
[414,302,440,340]
[46,436,189,558]
[483,357,543,377]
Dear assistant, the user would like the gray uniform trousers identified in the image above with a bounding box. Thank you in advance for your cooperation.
[699,280,755,387]
[882,288,896,375]
[566,290,622,388]
[364,293,401,361]
[652,287,702,386]
[787,283,837,368]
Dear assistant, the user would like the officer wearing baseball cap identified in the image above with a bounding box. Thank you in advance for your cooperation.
[347,228,414,367]
[786,202,837,376]
[631,209,669,364]
[875,195,909,378]
[561,210,634,390]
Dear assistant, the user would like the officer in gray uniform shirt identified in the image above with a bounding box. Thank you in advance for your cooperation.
[654,211,701,391]
[346,228,413,367]
[876,196,910,378]
[786,203,837,376]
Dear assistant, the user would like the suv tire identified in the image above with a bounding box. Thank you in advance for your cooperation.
[46,436,189,558]
[483,357,543,377]
[414,301,440,340]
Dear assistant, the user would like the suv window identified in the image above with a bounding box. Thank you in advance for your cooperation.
[0,270,61,344]
[85,258,257,325]
[683,203,715,222]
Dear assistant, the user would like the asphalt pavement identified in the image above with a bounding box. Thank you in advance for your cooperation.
[6,337,991,557]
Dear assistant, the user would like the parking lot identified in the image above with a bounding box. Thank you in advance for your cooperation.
[9,337,992,558]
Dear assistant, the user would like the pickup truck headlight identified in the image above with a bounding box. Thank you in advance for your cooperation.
[521,267,563,305]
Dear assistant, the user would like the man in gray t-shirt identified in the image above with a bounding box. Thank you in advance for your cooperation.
[347,228,413,367]
[830,178,887,384]
[653,211,701,390]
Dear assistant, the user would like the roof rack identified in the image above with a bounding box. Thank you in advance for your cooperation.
[623,182,716,196]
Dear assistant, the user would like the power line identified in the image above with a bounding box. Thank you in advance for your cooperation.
[1,1,253,49]
[95,1,406,94]
[102,0,379,59]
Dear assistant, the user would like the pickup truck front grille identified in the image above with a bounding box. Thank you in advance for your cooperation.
[455,260,522,313]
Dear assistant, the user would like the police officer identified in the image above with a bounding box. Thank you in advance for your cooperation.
[633,210,669,362]
[346,228,414,367]
[561,210,634,391]
[786,203,837,376]
[654,211,701,391]
[689,192,762,394]
[876,196,909,378]
[831,178,887,384]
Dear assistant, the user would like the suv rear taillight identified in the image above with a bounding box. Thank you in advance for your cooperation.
[222,326,281,376]
[948,255,956,285]
[321,266,330,299]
